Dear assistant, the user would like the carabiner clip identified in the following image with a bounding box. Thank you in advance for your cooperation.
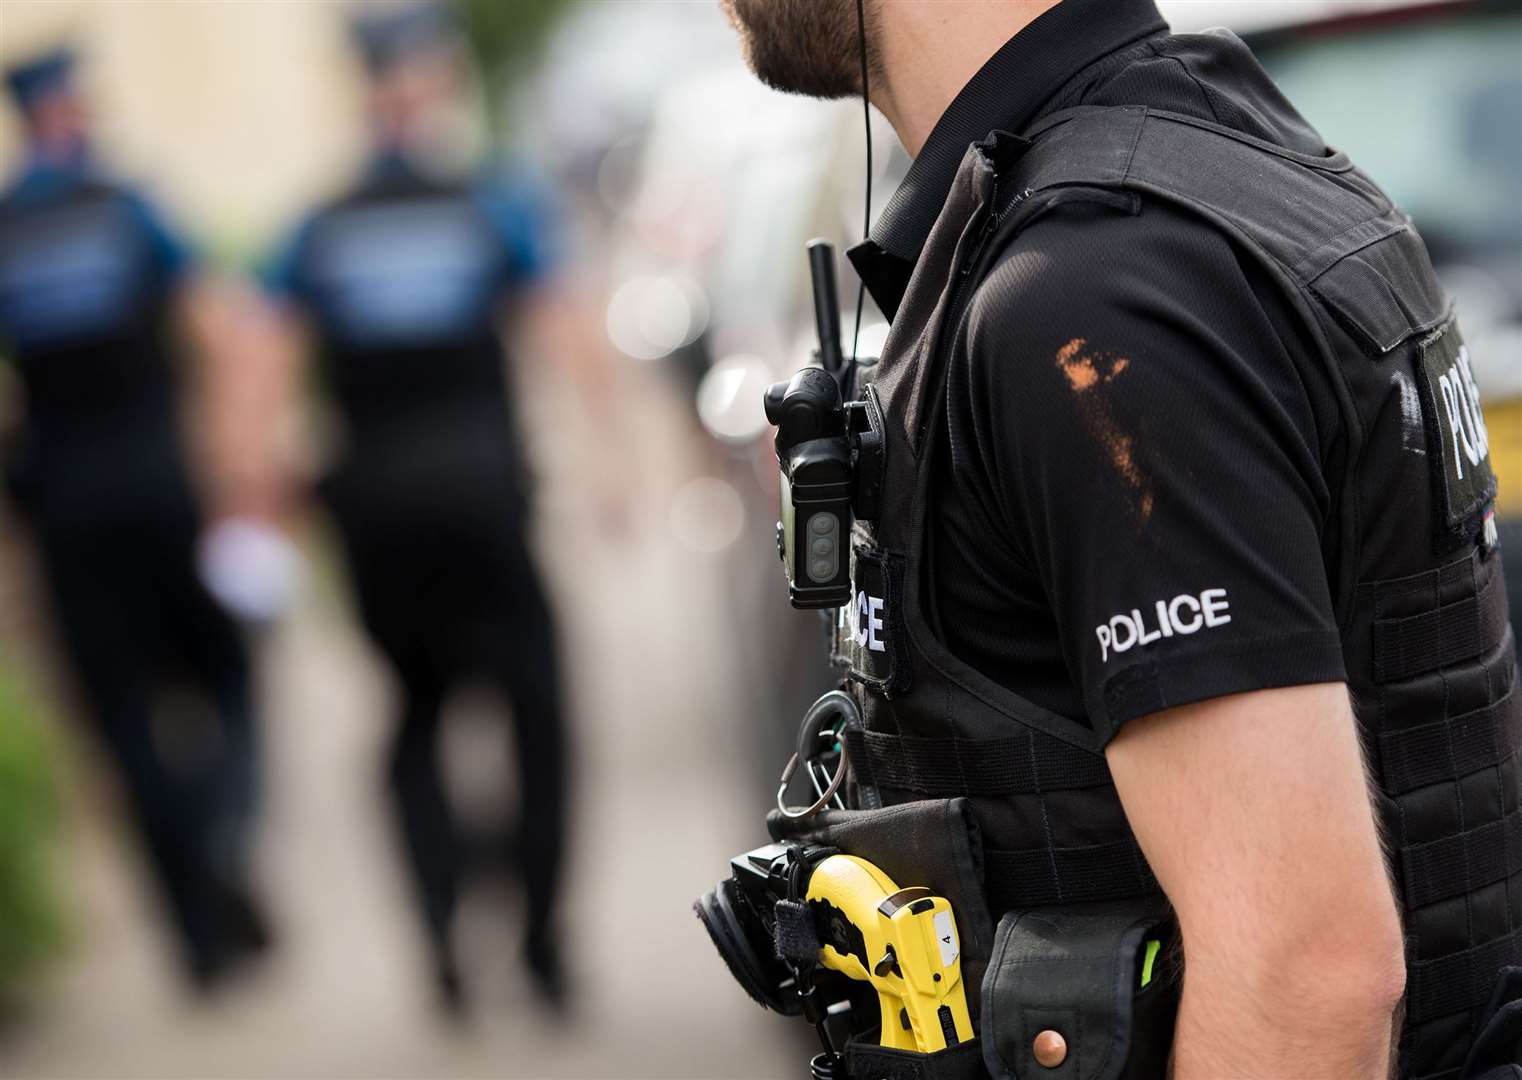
[776,691,859,820]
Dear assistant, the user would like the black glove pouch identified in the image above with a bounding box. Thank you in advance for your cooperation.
[768,797,998,1016]
[1463,966,1522,1079]
[769,798,1000,1080]
[981,905,1177,1080]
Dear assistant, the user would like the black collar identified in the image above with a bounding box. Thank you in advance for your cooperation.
[849,0,1168,318]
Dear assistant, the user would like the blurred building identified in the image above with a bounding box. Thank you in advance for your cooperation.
[0,1,365,256]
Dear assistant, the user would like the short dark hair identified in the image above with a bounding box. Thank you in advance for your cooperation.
[350,3,458,76]
[5,45,76,115]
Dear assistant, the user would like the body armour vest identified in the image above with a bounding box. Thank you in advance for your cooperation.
[0,178,177,428]
[291,169,517,447]
[829,106,1518,1079]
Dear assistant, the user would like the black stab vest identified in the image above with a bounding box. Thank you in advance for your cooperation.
[0,179,177,429]
[294,171,515,450]
[832,106,1519,1079]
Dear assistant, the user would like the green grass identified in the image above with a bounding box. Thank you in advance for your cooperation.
[0,660,65,1000]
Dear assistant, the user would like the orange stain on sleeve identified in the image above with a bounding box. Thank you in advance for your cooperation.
[1056,337,1131,392]
[1053,337,1152,520]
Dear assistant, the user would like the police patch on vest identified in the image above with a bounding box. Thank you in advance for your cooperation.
[1415,320,1497,551]
[0,199,147,349]
[831,545,909,694]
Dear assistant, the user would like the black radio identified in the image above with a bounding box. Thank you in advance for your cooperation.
[764,240,883,610]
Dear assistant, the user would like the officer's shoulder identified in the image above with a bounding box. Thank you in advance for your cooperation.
[284,181,361,244]
[965,193,1259,349]
[472,160,554,214]
[959,191,1320,422]
[0,167,124,213]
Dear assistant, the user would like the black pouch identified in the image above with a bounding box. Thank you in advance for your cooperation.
[1463,966,1522,1079]
[847,1038,987,1080]
[981,905,1177,1080]
[768,798,997,1017]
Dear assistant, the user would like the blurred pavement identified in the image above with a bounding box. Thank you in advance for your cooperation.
[0,364,800,1079]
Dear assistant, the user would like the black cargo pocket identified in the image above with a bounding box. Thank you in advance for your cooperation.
[847,1038,987,1080]
[768,797,996,1018]
[1463,966,1522,1079]
[980,905,1177,1080]
[1306,218,1446,358]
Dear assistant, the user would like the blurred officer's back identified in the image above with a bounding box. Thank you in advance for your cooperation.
[259,4,568,1014]
[0,46,267,989]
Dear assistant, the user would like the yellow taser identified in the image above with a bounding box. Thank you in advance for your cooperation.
[806,854,975,1053]
[1488,397,1521,516]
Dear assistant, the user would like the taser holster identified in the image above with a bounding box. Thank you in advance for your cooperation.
[769,798,1178,1080]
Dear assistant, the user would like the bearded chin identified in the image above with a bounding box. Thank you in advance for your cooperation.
[722,0,864,100]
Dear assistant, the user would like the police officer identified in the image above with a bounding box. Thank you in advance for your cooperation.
[257,5,567,1013]
[0,46,266,989]
[722,1,1521,1076]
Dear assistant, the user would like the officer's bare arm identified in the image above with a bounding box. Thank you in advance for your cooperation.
[498,282,618,431]
[185,281,307,522]
[499,283,632,531]
[1106,682,1404,1079]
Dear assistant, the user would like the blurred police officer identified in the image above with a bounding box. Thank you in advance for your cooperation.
[0,46,266,990]
[724,1,1521,1076]
[259,5,567,1014]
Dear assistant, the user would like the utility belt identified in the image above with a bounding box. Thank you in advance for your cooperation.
[774,798,1177,1080]
[699,685,1522,1080]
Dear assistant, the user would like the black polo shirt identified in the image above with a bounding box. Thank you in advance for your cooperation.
[855,0,1352,740]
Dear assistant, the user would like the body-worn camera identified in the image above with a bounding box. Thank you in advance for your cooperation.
[764,241,883,610]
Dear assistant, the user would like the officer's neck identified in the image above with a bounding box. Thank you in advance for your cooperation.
[27,132,89,175]
[872,0,1062,158]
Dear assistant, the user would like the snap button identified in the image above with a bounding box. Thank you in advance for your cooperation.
[1033,1029,1068,1068]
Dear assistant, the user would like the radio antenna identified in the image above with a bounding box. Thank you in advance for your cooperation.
[850,0,871,367]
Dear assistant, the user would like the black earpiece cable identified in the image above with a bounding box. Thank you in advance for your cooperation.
[851,0,871,367]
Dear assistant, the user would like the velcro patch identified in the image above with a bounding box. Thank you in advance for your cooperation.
[830,544,909,694]
[1416,320,1497,551]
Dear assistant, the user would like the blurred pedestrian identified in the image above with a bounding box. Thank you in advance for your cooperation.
[0,45,268,990]
[256,4,568,1015]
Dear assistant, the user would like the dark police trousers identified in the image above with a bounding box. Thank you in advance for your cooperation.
[323,433,565,962]
[14,420,257,980]
[776,106,1522,1080]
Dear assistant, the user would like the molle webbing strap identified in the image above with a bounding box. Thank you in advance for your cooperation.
[984,842,1158,912]
[1409,924,1522,1023]
[1373,570,1508,684]
[771,899,821,965]
[843,728,1113,798]
[1378,683,1521,795]
[1401,806,1522,909]
[844,1038,986,1080]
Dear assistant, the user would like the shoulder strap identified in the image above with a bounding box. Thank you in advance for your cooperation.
[1004,105,1448,354]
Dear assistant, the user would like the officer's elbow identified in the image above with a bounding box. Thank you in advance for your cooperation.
[1294,908,1406,1018]
[1187,886,1406,1030]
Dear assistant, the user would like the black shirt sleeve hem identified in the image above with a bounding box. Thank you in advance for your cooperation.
[1092,629,1348,744]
